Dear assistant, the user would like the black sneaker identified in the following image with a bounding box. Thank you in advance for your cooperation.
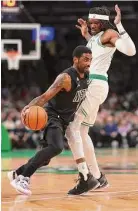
[96,172,109,189]
[68,173,100,195]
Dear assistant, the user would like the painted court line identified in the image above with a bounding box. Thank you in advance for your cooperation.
[86,189,138,196]
[2,189,138,204]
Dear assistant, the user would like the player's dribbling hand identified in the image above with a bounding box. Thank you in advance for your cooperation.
[76,18,89,37]
[114,4,121,25]
[21,105,30,124]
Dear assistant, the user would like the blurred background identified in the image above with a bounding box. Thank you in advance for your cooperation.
[1,0,138,152]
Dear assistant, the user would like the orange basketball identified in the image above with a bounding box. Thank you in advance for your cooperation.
[24,106,48,130]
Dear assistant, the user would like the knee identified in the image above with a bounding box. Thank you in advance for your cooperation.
[66,125,80,146]
[52,142,64,155]
[66,124,80,138]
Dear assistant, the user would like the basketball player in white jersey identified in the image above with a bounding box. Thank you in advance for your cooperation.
[66,5,136,195]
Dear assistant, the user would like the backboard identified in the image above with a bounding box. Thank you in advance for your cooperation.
[1,23,41,69]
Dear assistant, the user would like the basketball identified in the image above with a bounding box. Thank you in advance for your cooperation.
[24,106,48,130]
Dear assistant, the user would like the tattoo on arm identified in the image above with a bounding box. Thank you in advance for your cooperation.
[28,73,71,107]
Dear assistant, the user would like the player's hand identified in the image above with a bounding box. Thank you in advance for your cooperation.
[76,18,89,37]
[114,4,121,25]
[21,105,30,124]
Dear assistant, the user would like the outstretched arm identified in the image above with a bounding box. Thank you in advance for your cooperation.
[101,5,136,56]
[114,4,136,56]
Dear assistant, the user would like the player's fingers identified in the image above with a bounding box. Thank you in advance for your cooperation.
[115,4,120,13]
[21,110,26,120]
[21,111,25,124]
[115,4,119,9]
[21,106,30,125]
[78,18,85,23]
[21,106,29,117]
[78,18,86,25]
[76,25,81,30]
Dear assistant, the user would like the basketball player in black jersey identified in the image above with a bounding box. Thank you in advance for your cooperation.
[8,46,99,195]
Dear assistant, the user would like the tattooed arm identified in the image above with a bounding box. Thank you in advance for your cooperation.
[21,73,71,119]
[28,73,71,107]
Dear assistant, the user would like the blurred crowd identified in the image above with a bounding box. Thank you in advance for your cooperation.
[1,86,42,149]
[90,91,138,148]
[2,87,138,149]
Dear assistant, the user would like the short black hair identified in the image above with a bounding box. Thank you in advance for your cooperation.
[89,6,114,30]
[72,45,91,58]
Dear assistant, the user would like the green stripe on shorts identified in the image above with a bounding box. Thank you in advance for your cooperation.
[82,122,93,127]
[81,108,87,117]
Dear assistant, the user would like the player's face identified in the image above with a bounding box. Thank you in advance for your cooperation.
[88,19,102,35]
[77,53,92,73]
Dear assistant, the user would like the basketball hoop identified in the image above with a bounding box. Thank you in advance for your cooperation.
[4,51,21,70]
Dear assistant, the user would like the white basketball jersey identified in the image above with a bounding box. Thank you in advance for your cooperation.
[86,31,116,77]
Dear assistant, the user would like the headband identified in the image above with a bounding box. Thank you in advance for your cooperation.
[88,14,109,21]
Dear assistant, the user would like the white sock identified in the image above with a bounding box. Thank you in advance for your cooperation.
[77,162,89,181]
[81,125,101,179]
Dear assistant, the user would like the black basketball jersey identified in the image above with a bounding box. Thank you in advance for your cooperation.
[46,67,89,125]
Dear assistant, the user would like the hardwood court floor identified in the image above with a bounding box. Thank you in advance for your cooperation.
[1,148,138,211]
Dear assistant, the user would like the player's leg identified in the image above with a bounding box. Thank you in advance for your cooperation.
[80,105,101,180]
[67,82,109,194]
[15,137,50,177]
[66,124,100,195]
[80,124,109,189]
[80,124,101,179]
[8,156,50,182]
[66,107,101,194]
[10,119,65,195]
[77,81,109,188]
[65,88,100,194]
[8,136,51,182]
[22,127,64,177]
[67,90,100,174]
[68,80,109,172]
[66,124,89,181]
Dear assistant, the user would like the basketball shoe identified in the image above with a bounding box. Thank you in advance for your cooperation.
[68,172,100,195]
[90,172,109,191]
[11,175,32,195]
[95,172,109,190]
